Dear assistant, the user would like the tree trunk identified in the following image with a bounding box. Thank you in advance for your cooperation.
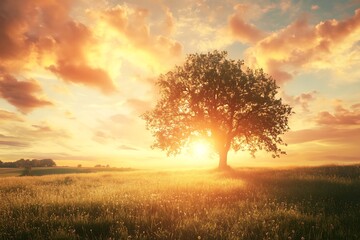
[218,149,229,170]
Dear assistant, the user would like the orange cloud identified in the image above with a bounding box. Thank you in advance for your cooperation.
[245,9,360,84]
[284,101,360,163]
[0,109,24,122]
[316,10,360,42]
[0,0,116,94]
[317,104,360,125]
[0,0,38,60]
[285,127,360,144]
[228,4,267,44]
[48,20,117,93]
[0,0,73,64]
[48,62,116,94]
[0,74,52,113]
[266,60,293,83]
[53,21,93,64]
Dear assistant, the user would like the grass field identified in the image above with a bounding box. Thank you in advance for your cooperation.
[1,165,360,239]
[0,166,133,177]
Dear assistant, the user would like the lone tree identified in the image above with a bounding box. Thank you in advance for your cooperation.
[143,51,293,169]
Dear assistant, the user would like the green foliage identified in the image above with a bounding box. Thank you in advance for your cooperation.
[0,165,360,239]
[143,51,293,167]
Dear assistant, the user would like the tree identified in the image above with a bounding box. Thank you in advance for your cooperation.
[40,159,56,167]
[142,51,293,169]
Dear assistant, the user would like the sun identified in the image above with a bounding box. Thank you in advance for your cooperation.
[191,140,210,157]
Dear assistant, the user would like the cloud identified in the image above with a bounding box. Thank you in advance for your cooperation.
[285,127,360,144]
[0,122,70,155]
[0,0,116,94]
[98,4,183,58]
[285,101,360,148]
[317,103,360,125]
[0,74,53,113]
[93,130,111,144]
[93,114,134,144]
[315,11,360,46]
[52,20,92,63]
[0,0,73,65]
[118,144,138,151]
[228,4,268,44]
[31,123,70,139]
[283,91,317,112]
[311,5,319,11]
[0,109,23,122]
[325,155,360,162]
[47,20,117,93]
[244,8,360,84]
[48,62,116,94]
[0,0,38,60]
[0,133,30,148]
[162,7,176,36]
[0,140,30,148]
[110,114,133,124]
[280,0,292,12]
[93,113,151,147]
[126,98,151,114]
[32,124,52,132]
[266,60,294,83]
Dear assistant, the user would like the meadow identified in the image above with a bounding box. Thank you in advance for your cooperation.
[0,165,359,240]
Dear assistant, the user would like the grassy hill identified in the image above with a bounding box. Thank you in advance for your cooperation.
[0,165,359,239]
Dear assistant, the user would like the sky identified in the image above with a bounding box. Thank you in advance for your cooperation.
[0,0,359,168]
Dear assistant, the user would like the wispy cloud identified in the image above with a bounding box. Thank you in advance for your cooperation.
[317,103,360,125]
[118,144,138,151]
[0,109,24,122]
[0,74,52,113]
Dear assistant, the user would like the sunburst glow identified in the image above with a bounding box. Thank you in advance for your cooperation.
[191,140,210,157]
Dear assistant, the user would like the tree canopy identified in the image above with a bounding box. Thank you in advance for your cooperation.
[0,158,56,168]
[143,51,293,169]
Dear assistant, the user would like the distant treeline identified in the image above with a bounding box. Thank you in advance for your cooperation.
[94,164,110,168]
[0,159,56,168]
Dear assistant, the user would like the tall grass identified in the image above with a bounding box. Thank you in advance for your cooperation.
[1,165,359,239]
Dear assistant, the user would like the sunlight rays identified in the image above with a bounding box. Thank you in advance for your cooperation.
[191,140,211,158]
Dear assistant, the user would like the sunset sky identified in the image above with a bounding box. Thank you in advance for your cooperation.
[0,0,359,168]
